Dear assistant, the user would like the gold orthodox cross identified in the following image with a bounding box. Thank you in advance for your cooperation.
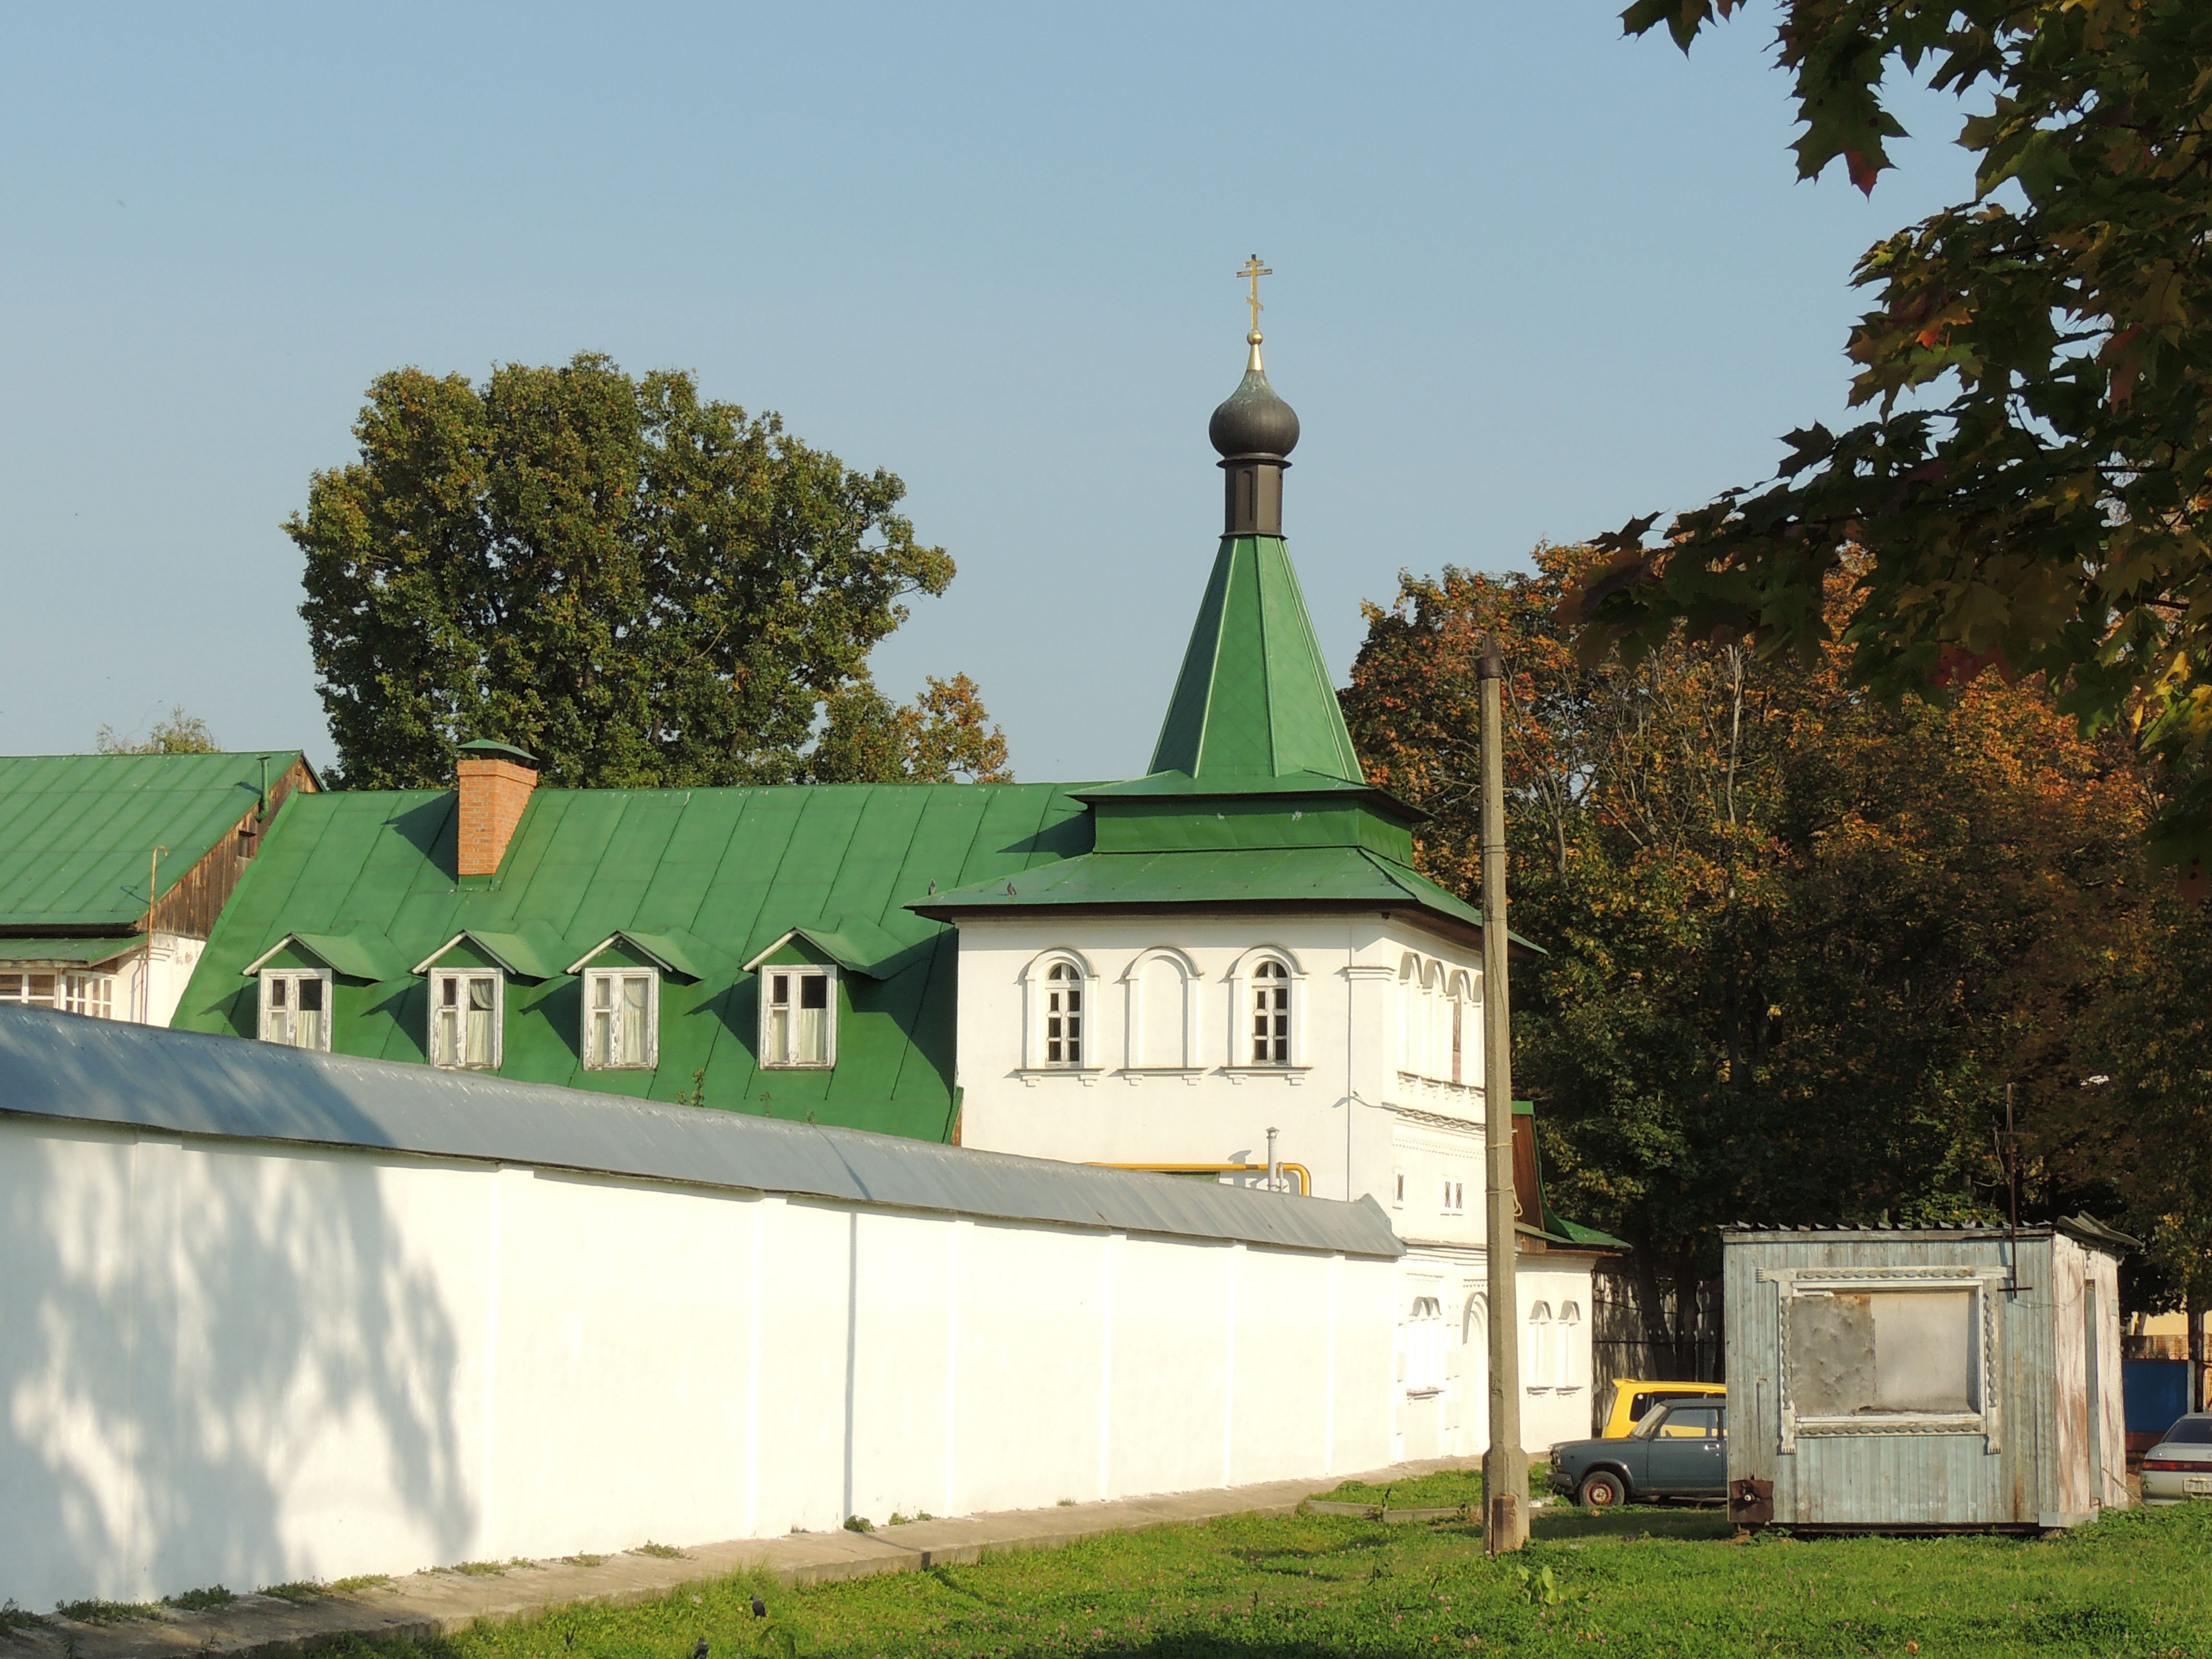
[1238,255,1271,337]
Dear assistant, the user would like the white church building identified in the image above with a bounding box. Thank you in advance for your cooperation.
[921,330,1619,1459]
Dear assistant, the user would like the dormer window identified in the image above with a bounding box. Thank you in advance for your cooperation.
[260,970,331,1051]
[1250,959,1291,1065]
[763,967,834,1068]
[585,968,658,1070]
[431,969,502,1069]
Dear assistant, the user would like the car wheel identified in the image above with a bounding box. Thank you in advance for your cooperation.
[1578,1470,1626,1512]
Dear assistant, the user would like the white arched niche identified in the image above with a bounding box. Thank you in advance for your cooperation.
[1121,947,1201,1071]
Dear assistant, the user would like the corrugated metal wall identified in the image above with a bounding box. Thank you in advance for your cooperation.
[1725,1226,2126,1530]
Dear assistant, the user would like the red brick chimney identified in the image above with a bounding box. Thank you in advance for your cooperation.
[456,740,539,878]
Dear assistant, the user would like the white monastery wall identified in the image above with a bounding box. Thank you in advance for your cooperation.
[951,912,1600,1457]
[0,1114,1395,1609]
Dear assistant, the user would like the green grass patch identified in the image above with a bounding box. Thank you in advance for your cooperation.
[1317,1468,1487,1510]
[257,1582,327,1604]
[274,1496,2212,1659]
[450,1563,509,1577]
[0,1599,44,1634]
[631,1542,687,1559]
[164,1585,235,1612]
[326,1575,394,1596]
[51,1599,161,1625]
[558,1556,608,1569]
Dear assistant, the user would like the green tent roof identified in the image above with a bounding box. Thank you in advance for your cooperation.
[173,781,1093,1140]
[0,751,305,929]
[1149,535,1365,783]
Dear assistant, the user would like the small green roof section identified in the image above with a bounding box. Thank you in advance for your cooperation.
[241,929,408,982]
[1149,535,1364,785]
[0,936,147,966]
[741,915,915,979]
[1513,1099,1629,1251]
[412,927,574,980]
[0,751,308,929]
[173,781,1093,1141]
[457,739,537,765]
[566,929,729,982]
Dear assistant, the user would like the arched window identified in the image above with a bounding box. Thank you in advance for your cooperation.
[1557,1301,1583,1391]
[1250,959,1291,1065]
[1527,1302,1554,1389]
[1045,962,1083,1065]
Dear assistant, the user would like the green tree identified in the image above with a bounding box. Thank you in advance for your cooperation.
[812,672,1011,784]
[1577,1,2212,872]
[96,707,219,754]
[291,353,990,789]
[1345,543,2150,1359]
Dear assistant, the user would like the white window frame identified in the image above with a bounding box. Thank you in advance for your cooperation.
[61,972,115,1020]
[1120,946,1201,1070]
[259,968,334,1052]
[429,968,504,1070]
[0,968,60,1008]
[1227,946,1305,1072]
[760,964,838,1069]
[1761,1265,2008,1451]
[582,966,660,1070]
[1020,950,1100,1072]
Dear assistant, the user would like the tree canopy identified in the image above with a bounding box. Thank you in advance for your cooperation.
[292,353,1003,789]
[1578,1,2212,874]
[1346,542,2155,1342]
[96,707,219,755]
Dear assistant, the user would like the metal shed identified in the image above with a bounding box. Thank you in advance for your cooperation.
[1723,1220,2131,1531]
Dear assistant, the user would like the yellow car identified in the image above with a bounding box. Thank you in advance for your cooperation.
[1600,1379,1726,1439]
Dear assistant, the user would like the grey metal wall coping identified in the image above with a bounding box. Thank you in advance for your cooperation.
[0,1007,1402,1259]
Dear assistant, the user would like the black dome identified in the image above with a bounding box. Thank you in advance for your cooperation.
[1209,365,1300,459]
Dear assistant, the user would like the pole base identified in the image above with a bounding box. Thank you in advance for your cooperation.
[1481,1448,1529,1554]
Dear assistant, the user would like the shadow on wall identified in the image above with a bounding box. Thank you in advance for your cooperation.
[0,1105,472,1606]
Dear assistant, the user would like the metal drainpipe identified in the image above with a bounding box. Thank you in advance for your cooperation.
[1267,1127,1279,1193]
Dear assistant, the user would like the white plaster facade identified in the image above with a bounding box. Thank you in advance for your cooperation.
[0,1109,1396,1609]
[0,932,203,1028]
[950,910,1603,1455]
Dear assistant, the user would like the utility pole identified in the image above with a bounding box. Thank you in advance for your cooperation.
[1478,635,1527,1555]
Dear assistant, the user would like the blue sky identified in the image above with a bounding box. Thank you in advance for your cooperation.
[0,4,1979,780]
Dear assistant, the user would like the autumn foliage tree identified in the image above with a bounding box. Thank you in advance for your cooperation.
[1582,1,2212,872]
[1344,543,2151,1356]
[292,353,1005,788]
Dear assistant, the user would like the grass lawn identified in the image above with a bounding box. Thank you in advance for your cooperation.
[319,1497,2212,1659]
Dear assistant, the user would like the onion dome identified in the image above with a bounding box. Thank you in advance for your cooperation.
[1209,340,1301,461]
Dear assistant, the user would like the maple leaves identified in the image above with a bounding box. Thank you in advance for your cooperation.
[1597,0,2212,873]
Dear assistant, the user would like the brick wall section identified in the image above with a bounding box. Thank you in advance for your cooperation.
[457,757,538,877]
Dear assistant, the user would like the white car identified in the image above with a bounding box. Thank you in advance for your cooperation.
[2141,1413,2212,1505]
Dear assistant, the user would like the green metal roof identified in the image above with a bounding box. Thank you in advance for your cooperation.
[0,751,305,929]
[916,844,1485,932]
[1513,1099,1629,1251]
[1148,535,1365,783]
[172,781,1094,1141]
[0,936,146,965]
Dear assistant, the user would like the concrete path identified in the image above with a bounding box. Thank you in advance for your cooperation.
[24,1458,1485,1659]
